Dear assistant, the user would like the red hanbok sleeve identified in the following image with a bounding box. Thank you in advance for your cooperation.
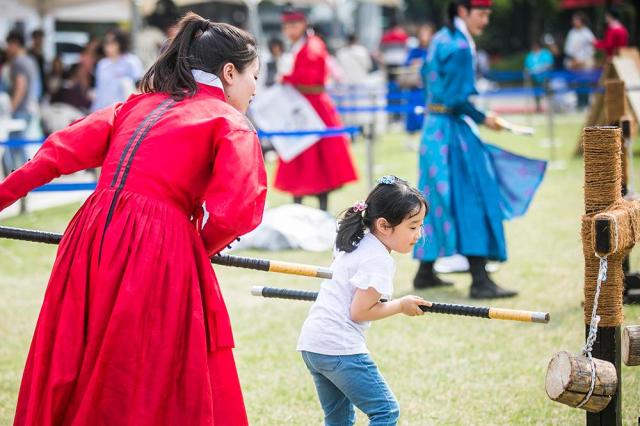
[0,103,121,211]
[200,128,267,256]
[594,27,616,54]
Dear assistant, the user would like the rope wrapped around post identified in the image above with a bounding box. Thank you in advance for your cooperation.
[251,286,550,324]
[546,126,625,415]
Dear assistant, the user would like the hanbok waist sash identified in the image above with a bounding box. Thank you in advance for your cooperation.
[427,104,451,114]
[294,84,326,94]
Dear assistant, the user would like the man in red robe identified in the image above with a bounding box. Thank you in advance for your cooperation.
[274,6,358,211]
[594,7,628,59]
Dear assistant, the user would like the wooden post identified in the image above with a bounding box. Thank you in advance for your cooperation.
[604,80,627,193]
[622,325,640,366]
[546,127,628,418]
[582,127,625,425]
[604,79,625,125]
[602,80,640,304]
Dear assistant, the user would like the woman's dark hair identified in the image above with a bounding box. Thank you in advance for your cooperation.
[605,6,621,21]
[139,12,258,100]
[335,176,428,253]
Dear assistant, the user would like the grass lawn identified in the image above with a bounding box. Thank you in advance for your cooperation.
[1,114,639,425]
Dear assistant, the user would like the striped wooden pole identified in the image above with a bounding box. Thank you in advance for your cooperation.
[0,225,332,279]
[251,286,550,324]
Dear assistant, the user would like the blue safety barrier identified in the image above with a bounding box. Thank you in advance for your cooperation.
[32,182,97,192]
[337,105,415,114]
[332,90,417,102]
[0,138,45,147]
[484,69,602,83]
[332,84,600,106]
[333,83,605,115]
[484,70,524,82]
[23,129,362,193]
[330,68,603,103]
[257,127,361,138]
[1,128,362,150]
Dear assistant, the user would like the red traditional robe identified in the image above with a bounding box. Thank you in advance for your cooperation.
[0,84,267,425]
[594,22,629,58]
[274,35,358,196]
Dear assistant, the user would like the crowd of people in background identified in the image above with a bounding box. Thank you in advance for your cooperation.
[523,8,629,112]
[0,29,137,180]
[0,4,632,186]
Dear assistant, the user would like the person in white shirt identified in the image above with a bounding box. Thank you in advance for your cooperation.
[91,30,144,112]
[297,175,431,426]
[336,34,372,85]
[564,12,595,109]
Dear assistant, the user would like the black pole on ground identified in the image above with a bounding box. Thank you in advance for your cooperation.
[251,286,550,324]
[0,225,332,279]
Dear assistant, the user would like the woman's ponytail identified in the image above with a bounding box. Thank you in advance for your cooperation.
[140,12,206,100]
[140,12,257,101]
[335,208,369,253]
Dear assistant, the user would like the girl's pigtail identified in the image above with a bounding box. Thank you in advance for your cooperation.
[335,207,369,253]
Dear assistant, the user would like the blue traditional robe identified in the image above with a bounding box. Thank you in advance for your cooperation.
[413,25,546,262]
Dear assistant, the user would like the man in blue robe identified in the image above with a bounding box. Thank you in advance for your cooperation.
[412,0,547,299]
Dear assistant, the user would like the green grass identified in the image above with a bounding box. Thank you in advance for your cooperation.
[1,114,639,425]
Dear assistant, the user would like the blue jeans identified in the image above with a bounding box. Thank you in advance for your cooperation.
[301,351,399,426]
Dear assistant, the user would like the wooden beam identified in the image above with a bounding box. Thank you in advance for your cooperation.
[593,203,640,256]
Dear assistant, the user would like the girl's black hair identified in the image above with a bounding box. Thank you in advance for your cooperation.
[139,12,258,101]
[335,177,428,253]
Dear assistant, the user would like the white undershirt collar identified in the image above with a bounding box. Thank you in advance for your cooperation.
[454,16,476,55]
[192,69,225,93]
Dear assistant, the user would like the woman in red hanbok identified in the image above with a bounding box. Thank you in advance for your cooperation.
[0,14,266,426]
[274,7,358,211]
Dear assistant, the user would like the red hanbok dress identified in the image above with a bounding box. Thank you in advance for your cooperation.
[0,83,267,425]
[274,35,358,196]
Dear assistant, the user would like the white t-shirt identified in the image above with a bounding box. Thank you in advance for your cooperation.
[564,27,595,68]
[91,53,144,112]
[336,45,372,84]
[297,233,395,355]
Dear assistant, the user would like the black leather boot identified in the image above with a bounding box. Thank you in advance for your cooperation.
[413,261,454,289]
[317,192,329,212]
[468,256,517,299]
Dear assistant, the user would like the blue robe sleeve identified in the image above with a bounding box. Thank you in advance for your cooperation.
[442,48,486,124]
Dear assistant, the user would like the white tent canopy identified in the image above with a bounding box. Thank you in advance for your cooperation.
[17,0,399,16]
[4,0,393,60]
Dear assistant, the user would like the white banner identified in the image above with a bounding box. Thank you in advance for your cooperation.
[249,84,326,162]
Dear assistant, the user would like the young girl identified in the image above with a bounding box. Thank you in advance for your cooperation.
[1,14,266,425]
[297,176,431,426]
